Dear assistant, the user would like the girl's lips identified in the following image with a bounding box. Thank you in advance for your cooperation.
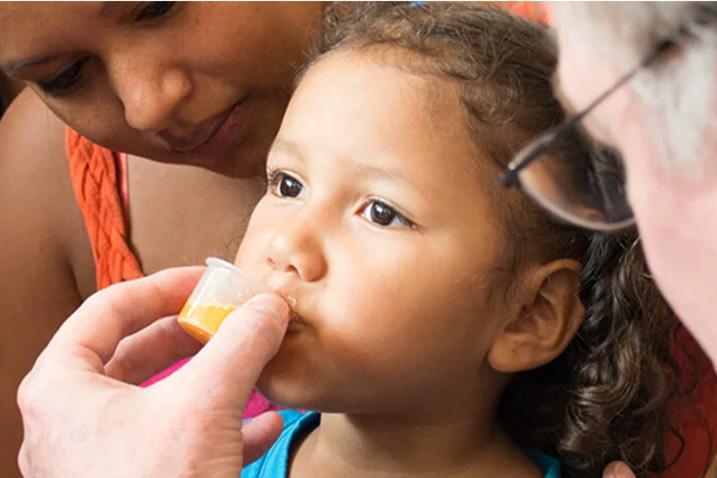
[286,317,307,333]
[273,290,306,332]
[284,305,307,333]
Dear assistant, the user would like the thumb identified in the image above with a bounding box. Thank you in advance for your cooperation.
[183,293,290,407]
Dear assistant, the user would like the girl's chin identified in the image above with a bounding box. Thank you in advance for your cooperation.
[256,377,323,410]
[255,372,351,413]
[256,377,392,415]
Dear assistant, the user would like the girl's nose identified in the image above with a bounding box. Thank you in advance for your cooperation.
[265,218,327,283]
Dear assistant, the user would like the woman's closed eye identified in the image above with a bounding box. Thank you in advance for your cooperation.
[37,57,90,96]
[269,170,307,199]
[134,1,177,22]
[36,2,176,97]
[359,199,414,229]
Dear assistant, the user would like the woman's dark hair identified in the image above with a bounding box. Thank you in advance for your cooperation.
[0,75,9,117]
[309,3,685,477]
[0,72,24,118]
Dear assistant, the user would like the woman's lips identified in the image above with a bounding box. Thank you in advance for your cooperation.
[166,96,250,158]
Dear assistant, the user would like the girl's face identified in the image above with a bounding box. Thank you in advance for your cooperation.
[0,2,324,175]
[235,51,514,414]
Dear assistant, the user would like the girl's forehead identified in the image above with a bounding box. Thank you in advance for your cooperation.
[284,52,495,201]
[292,52,477,165]
[297,51,450,120]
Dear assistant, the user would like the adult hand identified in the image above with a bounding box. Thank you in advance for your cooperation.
[602,461,637,478]
[17,267,289,477]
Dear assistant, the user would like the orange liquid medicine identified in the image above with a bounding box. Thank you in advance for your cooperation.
[178,303,237,344]
[176,257,268,344]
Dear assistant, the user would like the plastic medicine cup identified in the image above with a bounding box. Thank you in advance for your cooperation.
[177,257,272,344]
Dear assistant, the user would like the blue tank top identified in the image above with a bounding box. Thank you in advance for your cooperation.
[241,410,561,477]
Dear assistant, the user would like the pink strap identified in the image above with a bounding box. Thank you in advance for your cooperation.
[115,152,130,221]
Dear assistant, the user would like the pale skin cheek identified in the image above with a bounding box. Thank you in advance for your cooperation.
[617,97,676,215]
[556,51,594,107]
[555,42,624,117]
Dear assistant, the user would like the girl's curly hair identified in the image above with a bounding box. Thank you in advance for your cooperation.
[309,3,688,477]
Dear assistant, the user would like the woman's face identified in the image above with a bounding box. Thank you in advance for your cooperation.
[0,2,324,176]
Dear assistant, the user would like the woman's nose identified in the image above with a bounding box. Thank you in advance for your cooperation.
[265,218,327,283]
[113,64,191,133]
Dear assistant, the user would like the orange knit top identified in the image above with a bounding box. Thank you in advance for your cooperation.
[66,128,142,290]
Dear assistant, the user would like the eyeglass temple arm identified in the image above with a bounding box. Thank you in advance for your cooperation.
[502,5,717,188]
[575,3,717,124]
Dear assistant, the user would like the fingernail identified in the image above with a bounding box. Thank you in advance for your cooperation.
[244,293,289,322]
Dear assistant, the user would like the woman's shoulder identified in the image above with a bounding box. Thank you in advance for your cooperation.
[0,87,72,201]
[0,88,95,296]
[1,87,66,156]
[0,88,96,471]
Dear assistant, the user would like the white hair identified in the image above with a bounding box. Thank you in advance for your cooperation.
[552,2,717,179]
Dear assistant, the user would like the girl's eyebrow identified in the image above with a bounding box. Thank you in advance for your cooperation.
[268,138,308,167]
[347,161,412,187]
[270,138,410,186]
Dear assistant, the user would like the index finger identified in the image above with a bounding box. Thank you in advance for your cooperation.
[47,267,204,371]
[178,293,289,406]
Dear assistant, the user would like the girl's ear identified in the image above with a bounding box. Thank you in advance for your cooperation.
[487,259,584,373]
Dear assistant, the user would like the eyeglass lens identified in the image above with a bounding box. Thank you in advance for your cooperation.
[512,123,635,231]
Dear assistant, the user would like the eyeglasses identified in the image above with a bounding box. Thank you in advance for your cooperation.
[501,5,717,232]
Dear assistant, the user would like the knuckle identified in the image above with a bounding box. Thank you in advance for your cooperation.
[106,355,129,382]
[16,371,42,417]
[17,443,29,476]
[93,286,124,314]
[77,285,122,323]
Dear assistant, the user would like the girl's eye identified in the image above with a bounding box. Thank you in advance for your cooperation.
[360,200,413,228]
[135,1,176,22]
[37,58,89,96]
[270,172,306,199]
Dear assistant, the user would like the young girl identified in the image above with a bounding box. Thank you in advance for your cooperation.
[234,4,680,477]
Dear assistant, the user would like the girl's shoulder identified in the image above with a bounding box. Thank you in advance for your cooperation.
[524,449,561,478]
[240,412,562,478]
